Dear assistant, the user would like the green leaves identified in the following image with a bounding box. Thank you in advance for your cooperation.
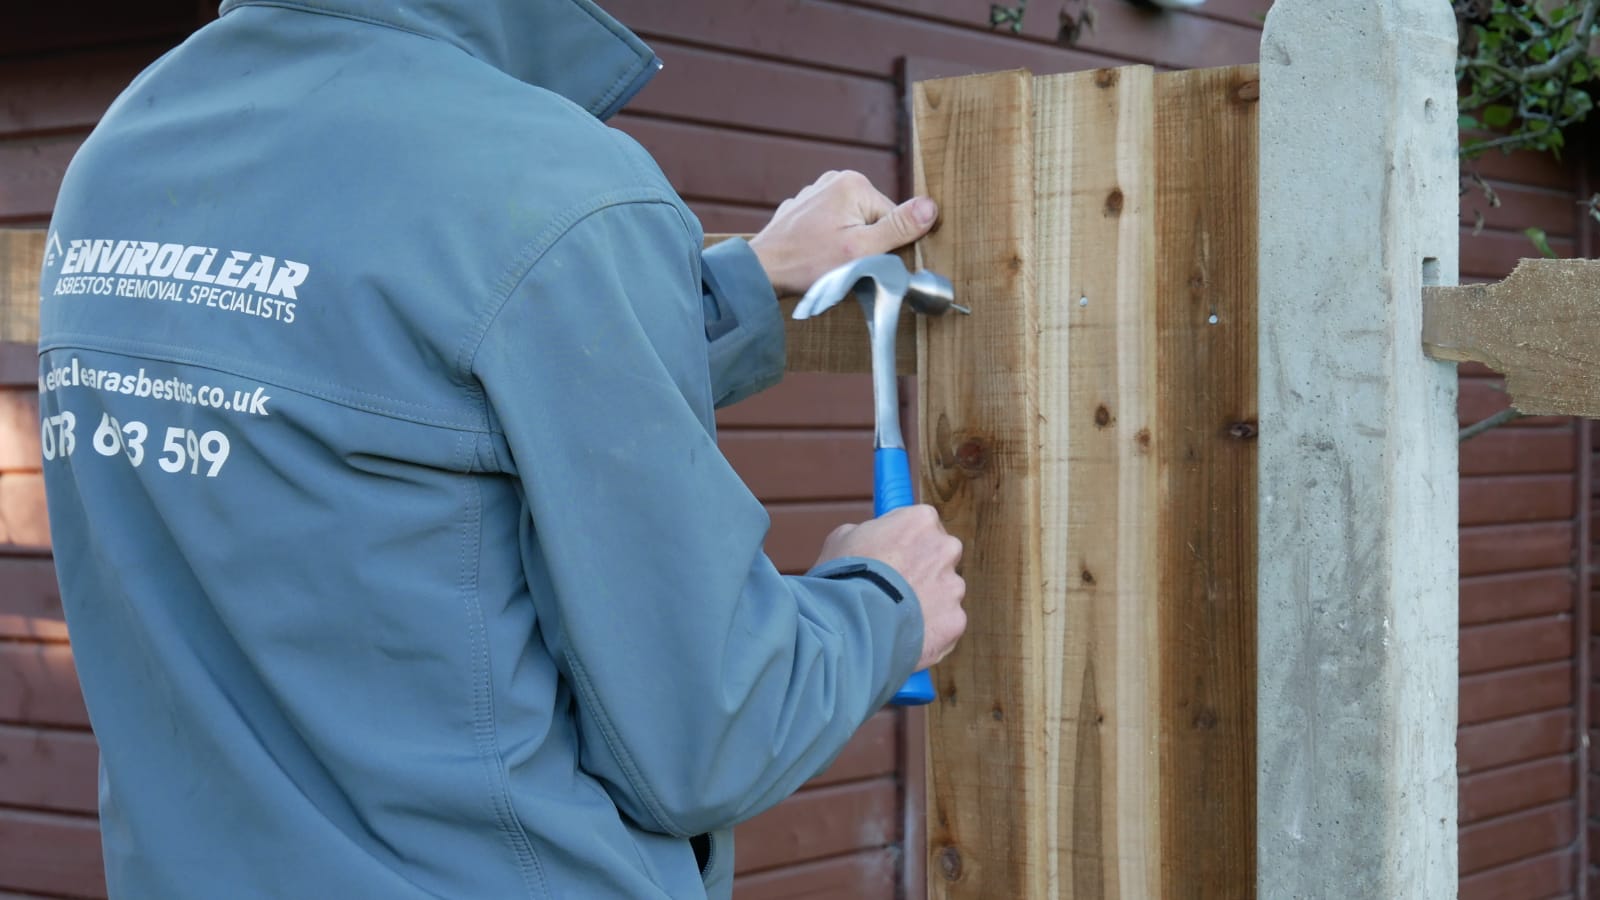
[1524,227,1558,259]
[1481,104,1516,127]
[1456,0,1600,159]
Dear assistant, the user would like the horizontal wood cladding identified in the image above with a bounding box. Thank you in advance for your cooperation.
[734,780,898,876]
[1461,755,1576,824]
[716,375,874,429]
[1459,180,1586,235]
[1460,800,1576,875]
[1461,615,1574,676]
[1460,474,1575,527]
[0,642,86,728]
[0,389,41,471]
[1469,146,1573,189]
[0,45,163,136]
[1460,847,1575,900]
[808,710,897,787]
[0,1,197,58]
[0,555,66,643]
[765,501,875,574]
[632,40,898,147]
[0,136,79,225]
[841,0,1262,70]
[1462,523,1575,577]
[1461,662,1574,726]
[1460,568,1574,626]
[1460,227,1577,280]
[0,473,49,551]
[613,114,897,209]
[734,847,897,900]
[1458,709,1575,774]
[1460,427,1575,476]
[0,342,35,385]
[0,724,97,814]
[1459,377,1571,428]
[0,808,103,898]
[720,431,873,502]
[608,1,1115,79]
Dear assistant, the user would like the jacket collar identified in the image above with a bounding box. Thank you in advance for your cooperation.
[218,0,660,120]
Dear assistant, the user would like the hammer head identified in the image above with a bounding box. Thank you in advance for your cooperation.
[790,254,963,321]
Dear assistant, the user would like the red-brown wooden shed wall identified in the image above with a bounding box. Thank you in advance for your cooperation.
[1,1,1592,897]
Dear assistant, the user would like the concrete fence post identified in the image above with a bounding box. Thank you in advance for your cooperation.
[1258,2,1460,898]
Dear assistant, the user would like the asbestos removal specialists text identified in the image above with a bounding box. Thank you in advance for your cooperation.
[54,238,305,325]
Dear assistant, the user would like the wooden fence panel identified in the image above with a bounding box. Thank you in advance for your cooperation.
[912,68,1042,899]
[910,61,1257,899]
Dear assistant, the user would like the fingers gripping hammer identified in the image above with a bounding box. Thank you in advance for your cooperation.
[792,254,968,706]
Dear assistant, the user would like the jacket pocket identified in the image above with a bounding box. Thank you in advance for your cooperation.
[694,829,734,899]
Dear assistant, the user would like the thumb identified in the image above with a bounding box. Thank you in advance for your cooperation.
[860,196,938,254]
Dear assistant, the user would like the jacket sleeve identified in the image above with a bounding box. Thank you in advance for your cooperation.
[471,199,924,838]
[699,237,783,408]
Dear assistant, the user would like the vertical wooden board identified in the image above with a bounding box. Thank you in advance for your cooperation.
[1035,66,1161,899]
[911,69,1041,899]
[1,230,45,345]
[1152,65,1259,899]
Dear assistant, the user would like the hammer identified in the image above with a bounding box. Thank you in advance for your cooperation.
[792,254,968,706]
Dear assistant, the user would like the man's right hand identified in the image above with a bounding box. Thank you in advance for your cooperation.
[815,505,967,671]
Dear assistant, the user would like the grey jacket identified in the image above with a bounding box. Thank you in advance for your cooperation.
[36,1,923,896]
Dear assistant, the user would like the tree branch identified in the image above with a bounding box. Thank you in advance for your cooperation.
[1520,0,1600,82]
[1459,407,1525,443]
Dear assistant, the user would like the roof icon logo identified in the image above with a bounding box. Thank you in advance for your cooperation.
[44,231,64,269]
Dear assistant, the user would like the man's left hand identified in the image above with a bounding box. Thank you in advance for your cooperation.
[748,170,939,297]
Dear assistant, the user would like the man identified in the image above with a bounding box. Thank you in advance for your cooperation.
[38,0,967,897]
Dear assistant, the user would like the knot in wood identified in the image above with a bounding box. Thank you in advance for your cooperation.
[938,846,964,881]
[1233,80,1260,103]
[1094,68,1118,88]
[955,438,988,473]
[1094,404,1113,429]
[1103,188,1124,217]
[1227,420,1259,440]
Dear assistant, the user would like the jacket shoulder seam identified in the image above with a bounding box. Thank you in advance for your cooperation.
[458,191,695,379]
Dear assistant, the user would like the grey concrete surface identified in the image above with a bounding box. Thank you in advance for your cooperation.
[1258,1,1461,897]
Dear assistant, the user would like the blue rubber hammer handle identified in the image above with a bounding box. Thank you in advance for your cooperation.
[875,446,936,706]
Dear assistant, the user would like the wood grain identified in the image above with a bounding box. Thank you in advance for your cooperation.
[1036,65,1162,898]
[0,809,104,898]
[1458,801,1576,875]
[1456,710,1574,774]
[912,69,1042,899]
[1424,259,1600,416]
[1152,64,1259,900]
[1459,848,1573,900]
[1459,755,1575,824]
[0,555,67,643]
[1459,616,1574,675]
[0,724,98,814]
[0,230,44,345]
[733,848,897,900]
[1459,661,1573,725]
[733,780,898,874]
[0,642,86,728]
